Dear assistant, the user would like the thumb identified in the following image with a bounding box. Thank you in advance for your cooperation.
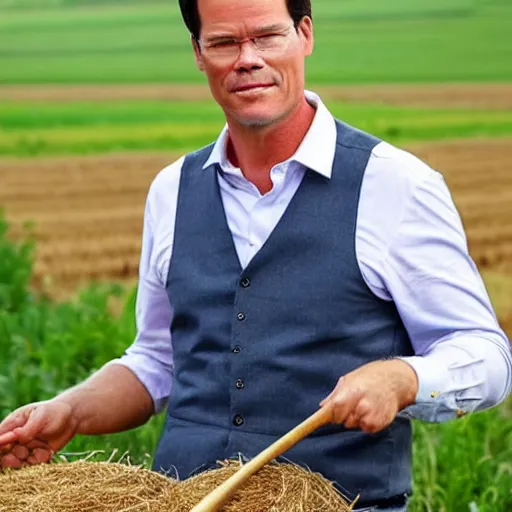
[12,408,45,445]
[321,380,363,425]
[0,432,16,447]
[320,377,345,407]
[0,407,33,446]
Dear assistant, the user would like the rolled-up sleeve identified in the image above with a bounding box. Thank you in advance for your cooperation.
[383,170,511,420]
[107,195,174,414]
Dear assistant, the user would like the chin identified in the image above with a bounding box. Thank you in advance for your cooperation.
[234,107,287,128]
[237,116,276,128]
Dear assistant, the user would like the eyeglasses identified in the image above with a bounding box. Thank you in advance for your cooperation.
[198,25,296,62]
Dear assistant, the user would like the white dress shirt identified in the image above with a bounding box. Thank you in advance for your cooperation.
[110,91,512,421]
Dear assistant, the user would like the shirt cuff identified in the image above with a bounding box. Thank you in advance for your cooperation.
[397,355,461,422]
[400,355,452,402]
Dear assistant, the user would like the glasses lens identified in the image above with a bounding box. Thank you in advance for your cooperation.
[203,27,292,60]
[255,35,281,50]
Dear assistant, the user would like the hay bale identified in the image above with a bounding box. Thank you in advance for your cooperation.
[0,459,353,512]
[170,460,353,512]
[0,461,175,511]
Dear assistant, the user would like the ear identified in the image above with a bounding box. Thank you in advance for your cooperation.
[297,16,314,57]
[192,36,205,72]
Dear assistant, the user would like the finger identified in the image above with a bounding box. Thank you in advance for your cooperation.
[12,444,29,461]
[343,396,376,430]
[344,412,360,429]
[26,439,52,451]
[0,412,28,437]
[358,409,393,434]
[0,453,23,469]
[319,391,334,407]
[359,415,381,434]
[320,377,344,407]
[359,397,398,434]
[325,387,363,424]
[30,448,53,464]
[0,442,13,455]
[12,411,45,445]
[0,432,17,447]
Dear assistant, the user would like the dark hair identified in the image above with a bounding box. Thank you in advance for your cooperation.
[178,0,312,40]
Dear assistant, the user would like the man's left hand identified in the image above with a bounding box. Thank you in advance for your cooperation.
[320,359,419,434]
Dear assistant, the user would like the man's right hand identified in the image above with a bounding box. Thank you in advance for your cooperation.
[0,400,78,468]
[0,365,156,469]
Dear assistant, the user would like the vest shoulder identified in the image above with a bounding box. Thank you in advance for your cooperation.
[181,142,217,172]
[333,119,381,152]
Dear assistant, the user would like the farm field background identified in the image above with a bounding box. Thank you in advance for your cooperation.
[1,0,512,83]
[0,1,511,511]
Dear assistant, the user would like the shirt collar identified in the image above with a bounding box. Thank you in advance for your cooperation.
[202,90,337,179]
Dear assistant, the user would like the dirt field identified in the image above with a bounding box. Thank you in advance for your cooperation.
[1,138,511,303]
[1,84,512,109]
[0,152,174,296]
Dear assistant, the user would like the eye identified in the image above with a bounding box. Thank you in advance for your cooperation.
[258,33,281,41]
[254,33,283,49]
[211,40,237,49]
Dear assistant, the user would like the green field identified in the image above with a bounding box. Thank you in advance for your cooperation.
[0,1,511,511]
[2,99,512,156]
[1,0,512,83]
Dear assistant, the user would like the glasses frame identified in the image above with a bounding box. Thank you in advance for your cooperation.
[196,23,298,62]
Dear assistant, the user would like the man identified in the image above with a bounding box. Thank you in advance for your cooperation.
[1,1,511,510]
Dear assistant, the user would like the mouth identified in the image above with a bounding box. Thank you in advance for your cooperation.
[232,84,276,94]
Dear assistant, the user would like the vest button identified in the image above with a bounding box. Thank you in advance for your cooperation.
[240,277,251,288]
[232,346,241,354]
[237,312,246,321]
[235,379,245,389]
[233,414,244,427]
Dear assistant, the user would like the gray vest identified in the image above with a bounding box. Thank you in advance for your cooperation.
[153,120,414,506]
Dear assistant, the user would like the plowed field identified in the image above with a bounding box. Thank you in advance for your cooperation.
[1,139,511,308]
[0,153,174,296]
[1,84,511,110]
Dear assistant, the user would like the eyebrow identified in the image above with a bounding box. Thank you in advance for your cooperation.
[203,24,288,43]
[252,24,288,35]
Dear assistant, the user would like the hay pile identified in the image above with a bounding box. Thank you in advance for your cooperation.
[0,459,354,511]
[171,460,353,511]
[0,461,174,511]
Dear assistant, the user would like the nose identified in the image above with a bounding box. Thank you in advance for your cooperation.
[234,40,265,72]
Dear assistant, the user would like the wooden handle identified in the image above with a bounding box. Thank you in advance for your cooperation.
[190,406,333,512]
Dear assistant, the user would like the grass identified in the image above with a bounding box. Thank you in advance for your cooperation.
[411,407,512,512]
[0,0,511,83]
[1,99,512,157]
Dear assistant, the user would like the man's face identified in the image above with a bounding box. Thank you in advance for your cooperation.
[194,0,314,128]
